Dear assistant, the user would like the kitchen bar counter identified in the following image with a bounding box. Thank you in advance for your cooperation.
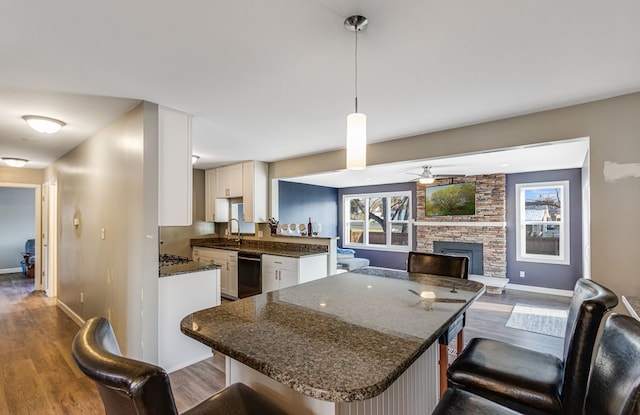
[191,237,328,258]
[181,269,484,413]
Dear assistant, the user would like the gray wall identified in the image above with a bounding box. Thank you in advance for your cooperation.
[160,169,215,258]
[0,187,35,270]
[45,101,159,361]
[270,92,640,307]
[506,169,583,290]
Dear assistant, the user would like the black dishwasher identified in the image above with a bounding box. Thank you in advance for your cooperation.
[237,252,262,298]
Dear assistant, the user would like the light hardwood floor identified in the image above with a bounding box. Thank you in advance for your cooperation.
[0,272,571,414]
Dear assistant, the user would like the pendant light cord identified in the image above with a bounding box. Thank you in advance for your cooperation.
[354,25,359,113]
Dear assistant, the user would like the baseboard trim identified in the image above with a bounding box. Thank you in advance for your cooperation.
[0,267,23,274]
[57,299,85,327]
[506,283,573,297]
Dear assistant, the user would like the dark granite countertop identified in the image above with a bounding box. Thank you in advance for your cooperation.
[181,269,484,402]
[159,261,221,278]
[191,238,329,259]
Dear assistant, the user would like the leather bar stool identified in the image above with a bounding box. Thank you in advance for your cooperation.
[72,317,287,415]
[433,313,640,415]
[407,251,469,396]
[447,278,618,415]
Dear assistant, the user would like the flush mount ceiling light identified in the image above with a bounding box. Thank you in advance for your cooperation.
[22,115,66,134]
[192,155,200,164]
[344,15,368,170]
[2,157,28,168]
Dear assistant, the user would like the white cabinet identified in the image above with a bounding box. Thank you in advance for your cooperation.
[216,164,243,198]
[205,169,229,223]
[158,268,219,372]
[158,106,192,226]
[262,254,328,294]
[205,161,267,223]
[193,248,238,298]
[242,161,268,223]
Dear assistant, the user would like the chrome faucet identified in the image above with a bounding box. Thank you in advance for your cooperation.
[229,218,241,245]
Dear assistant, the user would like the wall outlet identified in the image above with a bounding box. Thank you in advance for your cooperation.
[80,292,84,303]
[258,230,264,238]
[101,228,105,240]
[519,271,525,278]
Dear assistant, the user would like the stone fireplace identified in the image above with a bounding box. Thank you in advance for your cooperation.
[415,174,507,278]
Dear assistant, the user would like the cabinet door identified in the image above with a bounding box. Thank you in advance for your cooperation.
[262,266,279,294]
[216,164,243,198]
[214,258,228,295]
[205,169,216,222]
[242,161,268,223]
[278,268,298,290]
[158,106,192,226]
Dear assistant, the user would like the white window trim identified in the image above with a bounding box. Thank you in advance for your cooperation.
[515,181,570,265]
[343,191,412,252]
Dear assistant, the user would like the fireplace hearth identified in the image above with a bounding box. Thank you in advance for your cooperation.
[433,241,483,275]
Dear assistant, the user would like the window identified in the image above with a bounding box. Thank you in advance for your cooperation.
[516,181,569,265]
[344,191,411,251]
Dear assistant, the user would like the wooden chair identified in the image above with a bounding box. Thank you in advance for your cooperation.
[72,317,286,415]
[433,313,640,415]
[447,278,618,414]
[407,251,469,396]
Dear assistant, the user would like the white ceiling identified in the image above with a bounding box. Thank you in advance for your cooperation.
[0,1,638,173]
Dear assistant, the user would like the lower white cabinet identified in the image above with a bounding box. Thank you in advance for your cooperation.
[158,268,219,372]
[262,254,328,294]
[193,248,238,298]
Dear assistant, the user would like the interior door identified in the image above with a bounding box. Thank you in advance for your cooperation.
[41,183,49,293]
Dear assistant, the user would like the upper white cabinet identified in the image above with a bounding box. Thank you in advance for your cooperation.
[205,169,229,223]
[204,160,268,223]
[216,164,243,198]
[158,106,192,226]
[243,161,268,223]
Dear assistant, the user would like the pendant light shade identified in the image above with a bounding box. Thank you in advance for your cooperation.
[344,15,368,170]
[346,112,367,170]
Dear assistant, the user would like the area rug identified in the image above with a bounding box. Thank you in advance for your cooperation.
[505,304,569,338]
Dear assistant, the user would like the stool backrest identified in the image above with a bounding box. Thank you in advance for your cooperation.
[72,317,179,415]
[585,314,640,415]
[561,278,618,414]
[407,251,469,279]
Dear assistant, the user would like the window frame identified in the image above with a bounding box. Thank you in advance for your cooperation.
[515,181,570,265]
[343,191,412,252]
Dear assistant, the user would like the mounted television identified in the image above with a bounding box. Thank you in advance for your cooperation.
[425,182,476,216]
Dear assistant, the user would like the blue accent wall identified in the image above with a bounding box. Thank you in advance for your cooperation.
[338,182,417,270]
[278,181,339,237]
[506,169,583,290]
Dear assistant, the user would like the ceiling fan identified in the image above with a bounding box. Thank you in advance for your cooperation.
[408,166,465,184]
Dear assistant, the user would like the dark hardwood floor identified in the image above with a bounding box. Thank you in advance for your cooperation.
[0,272,571,413]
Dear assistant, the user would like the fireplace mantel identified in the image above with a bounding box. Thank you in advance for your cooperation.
[413,221,506,228]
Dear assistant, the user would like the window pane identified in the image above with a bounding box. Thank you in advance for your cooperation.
[524,187,562,222]
[368,197,386,245]
[349,222,364,244]
[390,196,410,220]
[525,224,560,256]
[349,198,365,220]
[391,223,409,246]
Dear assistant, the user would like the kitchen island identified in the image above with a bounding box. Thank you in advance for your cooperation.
[181,267,484,414]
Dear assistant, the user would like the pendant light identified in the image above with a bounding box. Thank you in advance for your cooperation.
[344,15,368,170]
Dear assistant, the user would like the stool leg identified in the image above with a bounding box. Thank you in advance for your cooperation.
[439,343,447,398]
[456,329,464,356]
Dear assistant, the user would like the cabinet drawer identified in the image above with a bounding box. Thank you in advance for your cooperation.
[262,254,298,272]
